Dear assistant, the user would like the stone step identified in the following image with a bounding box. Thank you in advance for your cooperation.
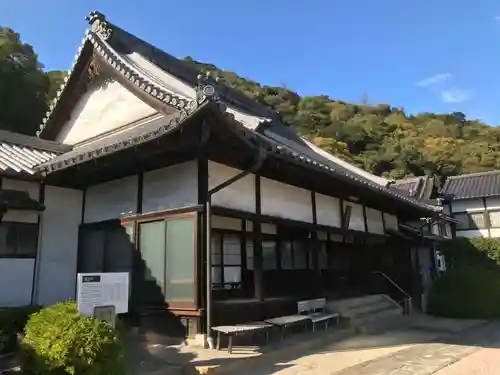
[350,306,403,327]
[327,294,385,312]
[342,299,398,318]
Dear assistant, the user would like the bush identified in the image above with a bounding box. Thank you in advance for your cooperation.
[20,301,126,375]
[427,265,500,319]
[0,305,41,354]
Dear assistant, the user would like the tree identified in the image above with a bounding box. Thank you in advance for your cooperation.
[0,27,50,135]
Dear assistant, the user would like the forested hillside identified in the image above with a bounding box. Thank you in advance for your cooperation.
[2,25,499,185]
[185,58,500,185]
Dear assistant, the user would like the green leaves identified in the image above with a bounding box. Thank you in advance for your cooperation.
[185,57,500,181]
[20,301,125,375]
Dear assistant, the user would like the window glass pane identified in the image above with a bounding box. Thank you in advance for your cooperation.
[453,213,469,230]
[139,221,165,290]
[16,223,38,257]
[223,234,241,265]
[330,233,343,242]
[246,239,254,270]
[281,241,293,270]
[262,240,277,270]
[293,240,307,269]
[470,212,486,229]
[105,224,134,273]
[489,211,500,228]
[211,232,221,265]
[79,227,105,273]
[223,266,241,283]
[319,243,328,270]
[212,267,222,285]
[165,217,195,301]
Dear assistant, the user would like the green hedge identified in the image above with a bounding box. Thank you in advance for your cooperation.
[428,237,500,319]
[0,305,41,354]
[20,301,125,375]
[427,265,500,319]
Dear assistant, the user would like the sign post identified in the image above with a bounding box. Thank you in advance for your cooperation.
[76,272,129,326]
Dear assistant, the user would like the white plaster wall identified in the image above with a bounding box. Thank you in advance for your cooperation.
[143,161,198,213]
[0,259,34,307]
[261,177,312,223]
[451,198,484,213]
[56,80,156,145]
[345,202,365,231]
[36,186,82,305]
[383,213,398,231]
[490,229,500,237]
[456,229,489,238]
[208,162,255,213]
[366,208,384,234]
[84,175,138,223]
[315,193,341,227]
[485,197,500,210]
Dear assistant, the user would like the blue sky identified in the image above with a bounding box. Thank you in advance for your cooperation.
[3,0,500,124]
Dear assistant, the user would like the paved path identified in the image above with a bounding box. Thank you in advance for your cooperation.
[434,340,500,375]
[234,321,500,375]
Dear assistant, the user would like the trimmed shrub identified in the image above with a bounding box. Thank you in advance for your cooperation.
[0,305,41,354]
[427,265,500,319]
[20,301,125,375]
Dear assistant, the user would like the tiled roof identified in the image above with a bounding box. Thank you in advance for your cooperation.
[441,170,500,199]
[390,176,436,201]
[0,130,69,176]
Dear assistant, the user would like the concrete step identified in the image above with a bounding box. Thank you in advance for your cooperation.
[327,294,404,330]
[350,306,403,327]
[343,298,397,318]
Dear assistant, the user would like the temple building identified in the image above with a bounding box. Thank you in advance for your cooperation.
[0,11,453,341]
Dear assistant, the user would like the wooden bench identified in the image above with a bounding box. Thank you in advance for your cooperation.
[212,321,273,354]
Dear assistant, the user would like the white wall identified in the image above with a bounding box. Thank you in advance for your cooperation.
[261,177,312,223]
[0,259,34,306]
[366,208,384,234]
[315,193,341,227]
[36,186,82,305]
[450,198,484,213]
[0,179,40,307]
[56,79,157,145]
[143,161,198,213]
[208,161,255,213]
[345,202,365,231]
[450,198,493,238]
[84,175,138,223]
[383,213,399,231]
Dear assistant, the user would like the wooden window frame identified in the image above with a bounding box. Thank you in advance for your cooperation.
[135,211,198,310]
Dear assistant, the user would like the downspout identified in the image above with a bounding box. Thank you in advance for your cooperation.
[205,149,266,349]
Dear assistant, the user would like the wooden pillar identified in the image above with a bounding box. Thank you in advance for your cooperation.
[310,191,321,293]
[253,175,264,301]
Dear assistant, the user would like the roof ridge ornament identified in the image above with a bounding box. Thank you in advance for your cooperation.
[196,71,219,102]
[86,11,112,40]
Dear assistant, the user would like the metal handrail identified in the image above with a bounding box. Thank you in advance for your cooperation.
[372,271,412,315]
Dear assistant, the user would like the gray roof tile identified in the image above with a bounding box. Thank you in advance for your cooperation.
[441,170,500,199]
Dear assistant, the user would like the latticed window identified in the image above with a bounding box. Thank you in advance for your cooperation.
[469,212,487,229]
[489,211,500,228]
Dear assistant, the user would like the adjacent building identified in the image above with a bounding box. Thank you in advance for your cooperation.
[441,170,500,238]
[0,11,452,340]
